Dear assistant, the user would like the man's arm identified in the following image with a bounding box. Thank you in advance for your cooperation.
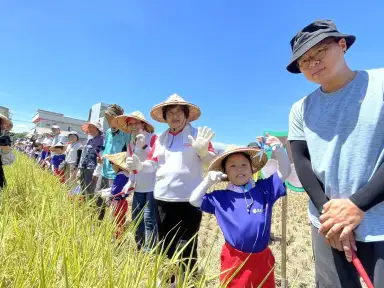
[349,162,384,211]
[290,140,329,214]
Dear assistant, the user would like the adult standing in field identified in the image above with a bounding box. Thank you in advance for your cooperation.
[116,111,158,250]
[62,131,82,186]
[51,125,67,146]
[0,113,15,189]
[95,104,131,221]
[287,19,384,287]
[125,94,216,283]
[78,121,104,201]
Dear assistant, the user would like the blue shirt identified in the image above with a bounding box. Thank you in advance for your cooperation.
[111,172,129,200]
[288,69,384,242]
[79,135,104,170]
[201,173,285,253]
[52,154,66,169]
[101,129,131,179]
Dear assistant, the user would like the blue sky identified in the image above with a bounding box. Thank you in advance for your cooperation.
[1,1,383,148]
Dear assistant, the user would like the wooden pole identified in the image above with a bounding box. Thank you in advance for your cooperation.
[281,191,288,288]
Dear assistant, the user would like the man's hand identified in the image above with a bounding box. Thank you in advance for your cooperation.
[324,231,357,262]
[319,199,364,241]
[97,157,103,164]
[188,127,215,158]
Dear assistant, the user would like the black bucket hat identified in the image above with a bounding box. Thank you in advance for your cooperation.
[287,19,356,74]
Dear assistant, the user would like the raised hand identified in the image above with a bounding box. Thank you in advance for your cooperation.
[126,154,143,172]
[206,171,227,186]
[135,134,146,148]
[187,126,215,158]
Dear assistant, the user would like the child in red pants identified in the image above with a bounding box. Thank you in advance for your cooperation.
[50,142,66,184]
[101,153,132,239]
[190,134,291,288]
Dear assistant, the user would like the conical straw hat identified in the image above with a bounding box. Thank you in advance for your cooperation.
[208,146,268,181]
[104,152,128,173]
[115,111,155,134]
[150,93,201,123]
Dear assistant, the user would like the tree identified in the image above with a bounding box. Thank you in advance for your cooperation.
[12,132,28,140]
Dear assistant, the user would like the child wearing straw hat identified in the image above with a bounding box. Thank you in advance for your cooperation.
[50,142,66,184]
[116,111,158,250]
[77,121,104,200]
[125,94,216,283]
[189,135,291,288]
[39,138,53,169]
[99,152,131,239]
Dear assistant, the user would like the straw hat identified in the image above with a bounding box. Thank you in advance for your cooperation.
[115,111,155,134]
[42,138,53,147]
[208,146,268,177]
[0,113,13,130]
[81,121,102,135]
[104,152,128,173]
[49,142,65,152]
[150,94,201,123]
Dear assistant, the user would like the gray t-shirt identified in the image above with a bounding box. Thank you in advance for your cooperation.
[288,69,384,242]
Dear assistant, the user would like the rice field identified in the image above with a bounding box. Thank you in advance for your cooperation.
[0,152,316,287]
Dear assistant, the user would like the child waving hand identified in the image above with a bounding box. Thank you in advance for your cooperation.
[190,134,291,288]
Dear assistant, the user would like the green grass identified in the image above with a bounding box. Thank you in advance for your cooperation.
[0,153,222,288]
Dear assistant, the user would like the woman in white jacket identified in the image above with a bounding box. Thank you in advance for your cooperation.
[116,111,158,250]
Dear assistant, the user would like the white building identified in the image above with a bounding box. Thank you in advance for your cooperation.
[0,106,10,118]
[30,109,87,141]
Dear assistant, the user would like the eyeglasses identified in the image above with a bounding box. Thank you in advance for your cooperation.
[166,110,183,118]
[297,42,333,70]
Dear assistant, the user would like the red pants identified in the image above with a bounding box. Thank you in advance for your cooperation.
[112,199,128,239]
[54,168,66,184]
[220,242,275,288]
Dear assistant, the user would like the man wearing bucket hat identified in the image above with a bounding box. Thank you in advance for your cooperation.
[78,121,104,201]
[115,111,158,250]
[0,113,15,189]
[125,94,216,283]
[287,19,384,287]
[94,104,131,221]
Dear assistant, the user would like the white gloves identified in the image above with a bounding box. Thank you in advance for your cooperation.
[188,127,215,158]
[135,134,146,149]
[206,171,227,186]
[190,171,227,208]
[122,179,136,195]
[126,154,143,172]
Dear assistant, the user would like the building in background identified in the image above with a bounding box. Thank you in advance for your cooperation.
[0,106,10,118]
[88,102,110,132]
[30,109,87,142]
